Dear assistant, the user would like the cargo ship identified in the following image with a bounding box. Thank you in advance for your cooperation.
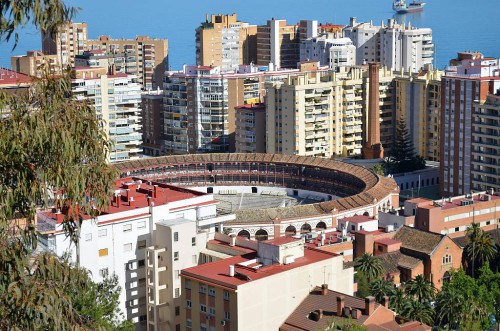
[393,0,426,13]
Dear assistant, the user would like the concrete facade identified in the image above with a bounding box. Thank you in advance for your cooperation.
[234,103,267,153]
[10,51,61,77]
[41,21,88,67]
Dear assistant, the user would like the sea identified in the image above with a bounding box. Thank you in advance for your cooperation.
[0,0,499,71]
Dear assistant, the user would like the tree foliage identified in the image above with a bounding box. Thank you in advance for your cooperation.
[463,223,497,276]
[0,1,125,328]
[0,0,78,47]
[368,278,395,303]
[355,253,383,284]
[384,117,426,174]
[404,274,435,302]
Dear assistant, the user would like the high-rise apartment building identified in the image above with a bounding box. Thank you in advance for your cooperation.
[394,64,443,161]
[344,17,434,72]
[195,14,257,72]
[87,36,168,90]
[235,103,267,153]
[141,89,165,156]
[41,21,88,67]
[266,63,398,158]
[440,53,500,197]
[71,67,143,162]
[10,51,61,77]
[472,90,500,191]
[257,19,311,69]
[163,64,299,155]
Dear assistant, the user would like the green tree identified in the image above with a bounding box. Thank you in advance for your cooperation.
[0,1,127,329]
[354,270,370,298]
[401,298,434,326]
[355,253,383,284]
[324,317,368,331]
[477,263,500,319]
[371,164,385,176]
[368,278,395,303]
[404,274,435,302]
[389,288,408,315]
[434,287,463,329]
[464,223,497,276]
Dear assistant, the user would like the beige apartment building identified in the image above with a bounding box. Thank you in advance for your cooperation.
[394,65,443,161]
[235,103,266,153]
[472,91,500,191]
[195,14,257,72]
[181,236,353,331]
[265,63,399,158]
[88,36,168,90]
[11,51,61,77]
[41,21,88,67]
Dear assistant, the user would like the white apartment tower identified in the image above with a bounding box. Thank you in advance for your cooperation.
[71,67,143,162]
[300,36,356,69]
[344,17,434,72]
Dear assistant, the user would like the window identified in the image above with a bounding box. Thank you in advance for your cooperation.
[174,251,179,261]
[98,229,107,237]
[443,254,452,265]
[192,254,197,264]
[123,243,132,252]
[138,259,145,268]
[139,315,147,323]
[175,306,180,316]
[351,225,355,231]
[224,311,230,320]
[455,227,459,232]
[137,240,147,249]
[186,300,192,308]
[209,307,216,316]
[200,304,207,313]
[85,233,92,241]
[199,284,207,294]
[123,224,132,232]
[208,287,216,297]
[378,245,383,252]
[223,290,230,301]
[185,279,191,289]
[99,268,108,277]
[137,221,146,229]
[174,232,179,241]
[176,324,180,331]
[192,237,196,246]
[175,288,180,298]
[200,325,207,331]
[99,248,108,257]
[186,319,192,328]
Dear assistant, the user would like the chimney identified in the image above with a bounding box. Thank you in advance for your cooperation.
[115,193,121,208]
[343,307,351,317]
[362,62,384,159]
[129,196,134,207]
[126,189,130,202]
[153,185,158,198]
[321,284,328,296]
[365,296,375,316]
[336,295,345,316]
[382,296,390,308]
[229,265,235,277]
[229,234,236,247]
[351,308,361,319]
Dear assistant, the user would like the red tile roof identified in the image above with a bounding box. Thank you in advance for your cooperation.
[181,247,338,289]
[0,68,31,86]
[342,215,376,224]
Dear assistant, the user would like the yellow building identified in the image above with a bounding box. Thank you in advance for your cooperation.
[257,19,303,69]
[266,63,399,158]
[87,36,168,90]
[11,51,61,77]
[394,65,442,161]
[195,14,257,72]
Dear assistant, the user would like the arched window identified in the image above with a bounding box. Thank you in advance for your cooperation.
[315,222,327,230]
[442,271,451,283]
[442,254,452,265]
[237,230,250,239]
[285,225,296,236]
[255,229,268,241]
[301,223,312,233]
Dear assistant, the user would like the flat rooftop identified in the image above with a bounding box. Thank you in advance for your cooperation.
[182,247,338,289]
[420,193,500,211]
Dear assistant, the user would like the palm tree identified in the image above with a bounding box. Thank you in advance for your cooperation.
[464,223,497,276]
[355,253,383,283]
[369,278,396,303]
[390,288,408,315]
[435,288,463,329]
[402,298,434,326]
[404,274,435,302]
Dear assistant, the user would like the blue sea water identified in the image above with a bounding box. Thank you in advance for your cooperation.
[0,0,499,70]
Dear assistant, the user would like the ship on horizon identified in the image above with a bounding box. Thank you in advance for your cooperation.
[393,0,426,13]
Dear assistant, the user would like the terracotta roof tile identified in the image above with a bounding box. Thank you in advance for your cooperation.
[393,226,443,255]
